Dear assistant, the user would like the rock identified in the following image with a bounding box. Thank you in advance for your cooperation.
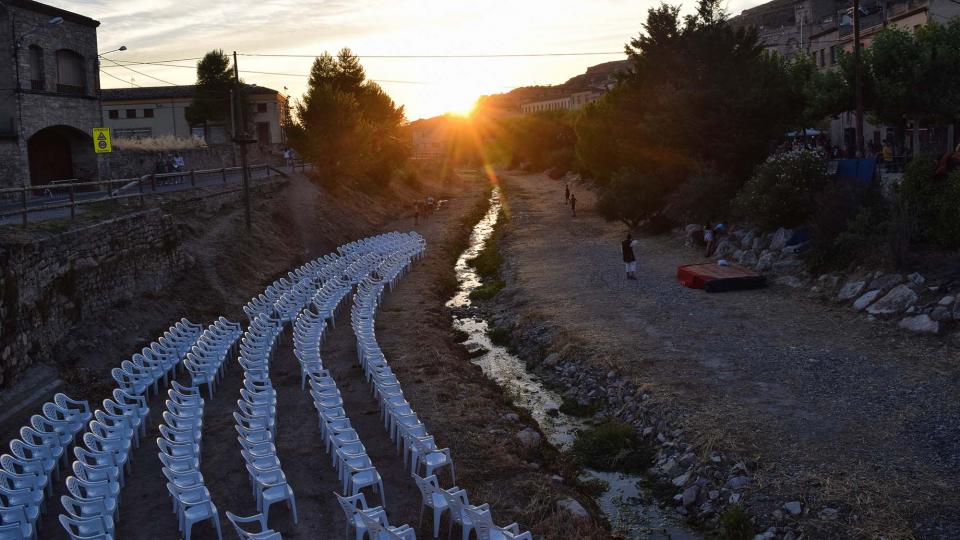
[606,370,616,380]
[684,224,701,234]
[725,476,752,489]
[516,428,541,449]
[868,273,903,292]
[729,493,742,504]
[907,272,926,287]
[753,532,775,540]
[955,301,960,321]
[777,276,804,288]
[853,290,882,311]
[899,314,940,335]
[837,280,866,301]
[661,459,681,476]
[741,231,756,247]
[699,502,715,517]
[714,239,736,258]
[733,250,745,262]
[682,485,700,508]
[782,242,808,254]
[931,306,952,322]
[818,274,840,290]
[867,284,918,316]
[772,256,802,274]
[770,228,793,251]
[672,471,691,487]
[739,250,758,267]
[550,475,564,485]
[755,250,776,272]
[783,501,802,515]
[503,413,520,422]
[938,295,956,306]
[543,353,560,367]
[708,490,720,500]
[783,532,797,540]
[818,507,839,521]
[556,498,589,520]
[544,401,560,417]
[773,510,784,521]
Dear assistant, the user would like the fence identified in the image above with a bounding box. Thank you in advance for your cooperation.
[0,164,278,226]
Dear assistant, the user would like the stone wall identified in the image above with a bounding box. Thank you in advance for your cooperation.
[0,177,288,387]
[104,144,283,179]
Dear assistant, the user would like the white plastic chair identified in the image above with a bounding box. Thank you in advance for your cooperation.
[225,512,281,540]
[412,474,449,539]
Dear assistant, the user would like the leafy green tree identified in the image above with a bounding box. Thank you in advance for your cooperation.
[185,50,234,137]
[290,48,408,184]
[596,167,674,228]
[733,149,829,229]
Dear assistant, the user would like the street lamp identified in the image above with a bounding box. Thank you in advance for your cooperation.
[98,45,127,57]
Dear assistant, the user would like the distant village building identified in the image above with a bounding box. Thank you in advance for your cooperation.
[101,85,289,147]
[733,0,960,154]
[520,91,604,114]
[0,0,101,188]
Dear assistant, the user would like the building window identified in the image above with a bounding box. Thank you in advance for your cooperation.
[256,103,267,113]
[108,110,119,119]
[819,49,825,67]
[55,49,85,94]
[126,109,137,119]
[28,45,44,90]
[115,127,152,139]
[144,108,154,118]
[830,46,838,65]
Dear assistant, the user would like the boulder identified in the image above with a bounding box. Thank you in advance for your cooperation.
[739,250,758,267]
[556,498,589,520]
[755,251,776,272]
[938,295,955,306]
[783,501,802,515]
[931,307,952,322]
[853,290,882,311]
[733,250,745,262]
[752,237,766,251]
[867,284,918,316]
[770,228,793,251]
[725,475,752,489]
[837,280,866,301]
[777,276,804,288]
[741,231,756,248]
[817,274,840,290]
[955,300,960,321]
[899,314,939,335]
[543,353,560,367]
[714,239,737,258]
[772,256,802,274]
[868,273,903,292]
[516,428,542,449]
[907,272,926,287]
[682,485,700,508]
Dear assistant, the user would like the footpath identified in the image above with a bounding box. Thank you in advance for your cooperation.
[497,172,960,538]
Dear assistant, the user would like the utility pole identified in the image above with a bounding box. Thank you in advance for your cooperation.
[232,50,253,230]
[852,0,865,157]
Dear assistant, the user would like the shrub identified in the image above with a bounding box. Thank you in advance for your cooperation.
[734,149,829,230]
[899,156,960,248]
[572,420,652,473]
[469,280,505,301]
[666,170,740,224]
[596,167,673,228]
[486,326,512,347]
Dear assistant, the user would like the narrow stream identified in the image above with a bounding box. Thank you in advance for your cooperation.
[447,187,700,540]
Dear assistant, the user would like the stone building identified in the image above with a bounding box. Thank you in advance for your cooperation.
[520,91,604,114]
[101,85,289,147]
[0,0,101,188]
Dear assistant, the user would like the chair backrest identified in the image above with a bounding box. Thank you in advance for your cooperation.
[463,507,495,540]
[411,473,440,505]
[59,513,110,539]
[225,512,277,540]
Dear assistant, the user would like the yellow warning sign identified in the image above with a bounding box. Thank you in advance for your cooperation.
[93,127,112,154]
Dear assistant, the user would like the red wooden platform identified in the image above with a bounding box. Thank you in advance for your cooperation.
[677,263,766,292]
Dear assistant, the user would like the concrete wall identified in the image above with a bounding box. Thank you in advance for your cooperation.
[102,143,282,179]
[0,177,288,387]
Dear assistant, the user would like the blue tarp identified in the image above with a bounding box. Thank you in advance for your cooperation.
[835,158,876,184]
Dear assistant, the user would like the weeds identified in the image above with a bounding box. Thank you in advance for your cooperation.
[572,420,653,473]
[719,504,754,540]
[451,329,469,343]
[487,325,513,347]
[469,280,505,301]
[559,397,601,417]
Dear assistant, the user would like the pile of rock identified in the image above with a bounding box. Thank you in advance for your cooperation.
[685,224,960,336]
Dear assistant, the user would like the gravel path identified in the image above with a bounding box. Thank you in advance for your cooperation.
[499,172,960,538]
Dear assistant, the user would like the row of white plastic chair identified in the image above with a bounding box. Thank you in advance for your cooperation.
[112,318,204,400]
[349,243,532,540]
[233,313,296,531]
[182,319,243,399]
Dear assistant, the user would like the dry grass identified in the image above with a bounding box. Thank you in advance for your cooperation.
[113,135,208,151]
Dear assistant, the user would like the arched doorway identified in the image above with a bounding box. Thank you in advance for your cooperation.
[27,125,94,185]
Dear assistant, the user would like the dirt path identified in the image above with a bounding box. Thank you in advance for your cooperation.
[31,171,609,539]
[498,172,960,538]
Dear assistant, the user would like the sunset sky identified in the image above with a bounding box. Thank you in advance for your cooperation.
[63,0,763,120]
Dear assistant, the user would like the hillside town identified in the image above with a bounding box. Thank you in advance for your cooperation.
[1,0,960,539]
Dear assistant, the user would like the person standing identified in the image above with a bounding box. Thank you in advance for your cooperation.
[704,223,715,257]
[570,193,577,217]
[622,233,639,280]
[564,184,570,204]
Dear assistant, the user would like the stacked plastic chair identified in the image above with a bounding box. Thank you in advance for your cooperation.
[112,318,203,398]
[182,319,243,399]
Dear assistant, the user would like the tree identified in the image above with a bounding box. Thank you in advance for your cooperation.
[290,48,408,185]
[185,50,234,137]
[597,167,674,228]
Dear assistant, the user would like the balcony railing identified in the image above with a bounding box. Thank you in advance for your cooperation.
[839,11,885,36]
[29,80,44,91]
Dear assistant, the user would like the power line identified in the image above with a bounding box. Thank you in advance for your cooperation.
[101,56,179,86]
[99,68,141,87]
[236,51,626,59]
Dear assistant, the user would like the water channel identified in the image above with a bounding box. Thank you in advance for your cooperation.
[446,186,700,539]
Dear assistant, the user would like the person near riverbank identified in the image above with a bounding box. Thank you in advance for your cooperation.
[622,233,639,280]
[565,183,570,204]
[570,193,577,217]
[414,201,420,225]
[704,223,716,257]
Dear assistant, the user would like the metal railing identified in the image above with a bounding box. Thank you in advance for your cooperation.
[0,164,279,226]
